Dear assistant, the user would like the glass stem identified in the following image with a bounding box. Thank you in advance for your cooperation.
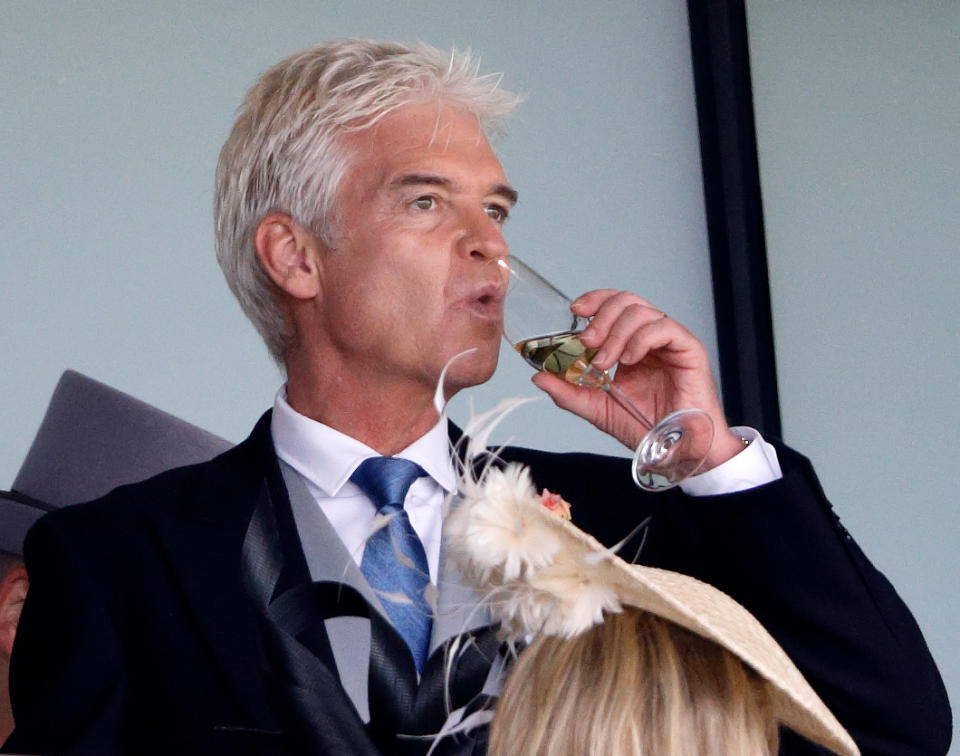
[579,365,655,433]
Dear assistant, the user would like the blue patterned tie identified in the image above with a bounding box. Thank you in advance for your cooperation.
[351,456,432,673]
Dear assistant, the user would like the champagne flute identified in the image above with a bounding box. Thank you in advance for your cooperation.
[497,256,714,491]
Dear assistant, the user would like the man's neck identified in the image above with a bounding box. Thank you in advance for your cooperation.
[284,372,442,457]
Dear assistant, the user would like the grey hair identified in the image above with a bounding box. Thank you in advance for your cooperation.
[214,39,522,362]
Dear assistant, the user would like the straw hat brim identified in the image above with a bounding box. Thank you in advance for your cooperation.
[446,463,859,756]
[562,514,858,756]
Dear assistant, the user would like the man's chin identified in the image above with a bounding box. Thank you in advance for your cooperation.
[438,346,499,397]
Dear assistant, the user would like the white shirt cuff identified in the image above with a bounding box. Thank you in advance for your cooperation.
[679,426,782,497]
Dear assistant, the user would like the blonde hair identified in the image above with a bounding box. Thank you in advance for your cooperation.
[489,608,778,756]
[214,39,521,361]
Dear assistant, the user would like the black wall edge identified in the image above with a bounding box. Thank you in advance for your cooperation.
[687,0,782,438]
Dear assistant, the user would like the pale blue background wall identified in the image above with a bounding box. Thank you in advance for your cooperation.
[747,1,959,746]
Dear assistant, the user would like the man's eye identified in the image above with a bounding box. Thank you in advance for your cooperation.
[485,205,509,223]
[413,196,436,211]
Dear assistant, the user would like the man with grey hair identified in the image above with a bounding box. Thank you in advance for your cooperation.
[5,40,950,755]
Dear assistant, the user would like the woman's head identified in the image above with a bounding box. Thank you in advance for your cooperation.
[489,607,777,756]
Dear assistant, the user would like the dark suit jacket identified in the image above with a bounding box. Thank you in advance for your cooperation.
[3,412,951,755]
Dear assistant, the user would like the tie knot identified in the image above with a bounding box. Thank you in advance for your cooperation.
[350,457,427,513]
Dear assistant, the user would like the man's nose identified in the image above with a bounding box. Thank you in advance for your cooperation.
[458,208,509,262]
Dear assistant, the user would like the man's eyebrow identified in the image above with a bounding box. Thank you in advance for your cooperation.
[391,173,518,206]
[492,183,519,206]
[392,173,452,190]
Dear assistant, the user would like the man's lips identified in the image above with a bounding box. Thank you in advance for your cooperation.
[456,281,505,321]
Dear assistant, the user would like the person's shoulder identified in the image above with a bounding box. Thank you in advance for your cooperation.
[498,444,633,478]
[496,443,638,498]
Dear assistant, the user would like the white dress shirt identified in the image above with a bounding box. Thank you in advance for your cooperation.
[270,388,782,585]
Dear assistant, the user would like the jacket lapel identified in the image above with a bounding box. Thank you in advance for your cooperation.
[149,413,369,741]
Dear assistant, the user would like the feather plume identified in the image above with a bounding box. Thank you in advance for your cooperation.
[445,399,626,641]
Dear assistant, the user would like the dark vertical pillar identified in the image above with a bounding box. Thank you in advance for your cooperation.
[687,0,782,437]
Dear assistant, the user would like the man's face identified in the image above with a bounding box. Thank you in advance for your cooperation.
[312,101,514,398]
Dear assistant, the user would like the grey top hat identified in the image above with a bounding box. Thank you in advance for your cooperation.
[2,369,232,554]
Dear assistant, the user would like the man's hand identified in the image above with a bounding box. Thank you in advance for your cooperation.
[530,289,745,472]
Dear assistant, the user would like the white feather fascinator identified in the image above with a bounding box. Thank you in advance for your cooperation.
[442,398,859,756]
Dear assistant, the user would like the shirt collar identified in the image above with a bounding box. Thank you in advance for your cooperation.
[270,387,457,497]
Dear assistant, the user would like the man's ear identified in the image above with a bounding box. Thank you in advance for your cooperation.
[0,566,28,658]
[254,213,323,300]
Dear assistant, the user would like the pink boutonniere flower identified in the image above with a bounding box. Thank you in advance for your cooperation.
[539,489,572,520]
